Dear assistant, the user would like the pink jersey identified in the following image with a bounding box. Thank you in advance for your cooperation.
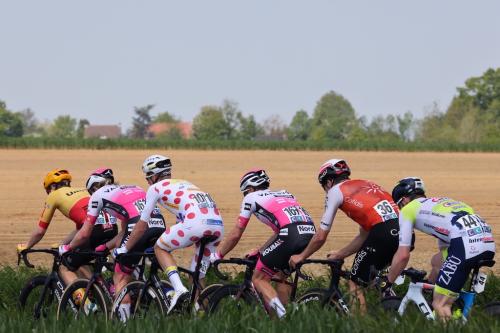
[140,179,223,225]
[237,189,313,233]
[88,185,146,222]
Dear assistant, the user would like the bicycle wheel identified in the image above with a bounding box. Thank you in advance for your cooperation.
[207,285,256,314]
[19,275,58,318]
[381,296,402,313]
[484,302,500,317]
[197,283,223,312]
[57,279,108,321]
[111,280,166,322]
[297,288,350,315]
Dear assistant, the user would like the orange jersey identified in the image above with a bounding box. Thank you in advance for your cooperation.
[39,187,89,229]
[320,179,399,231]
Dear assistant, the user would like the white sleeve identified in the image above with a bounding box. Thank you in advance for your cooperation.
[87,192,103,218]
[319,186,343,231]
[140,185,160,223]
[398,211,414,247]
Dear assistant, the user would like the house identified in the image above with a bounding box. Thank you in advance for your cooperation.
[148,122,192,139]
[84,125,121,139]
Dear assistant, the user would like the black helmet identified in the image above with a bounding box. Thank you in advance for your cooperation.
[392,177,425,206]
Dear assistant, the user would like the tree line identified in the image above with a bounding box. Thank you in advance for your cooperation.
[1,68,499,144]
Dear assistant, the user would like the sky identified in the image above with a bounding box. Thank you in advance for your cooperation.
[1,1,500,130]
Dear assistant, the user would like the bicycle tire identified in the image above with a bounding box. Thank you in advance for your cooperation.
[484,302,500,317]
[297,288,350,315]
[207,285,256,314]
[111,280,166,322]
[380,296,402,313]
[19,275,58,318]
[197,283,223,312]
[57,279,108,321]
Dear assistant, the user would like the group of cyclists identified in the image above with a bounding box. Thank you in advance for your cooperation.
[16,155,496,322]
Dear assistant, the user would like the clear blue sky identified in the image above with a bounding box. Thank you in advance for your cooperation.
[1,1,500,129]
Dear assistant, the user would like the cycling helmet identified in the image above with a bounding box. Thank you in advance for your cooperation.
[43,169,72,190]
[317,159,351,185]
[142,154,171,178]
[85,168,114,193]
[392,177,426,206]
[239,169,270,192]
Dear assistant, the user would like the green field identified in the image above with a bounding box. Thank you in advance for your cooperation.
[1,266,499,333]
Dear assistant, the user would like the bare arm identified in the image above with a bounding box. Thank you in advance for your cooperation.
[290,228,329,267]
[217,224,245,257]
[25,226,47,249]
[334,227,369,259]
[61,229,78,245]
[387,246,411,283]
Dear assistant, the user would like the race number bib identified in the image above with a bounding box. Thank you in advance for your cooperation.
[282,206,313,223]
[134,199,146,212]
[373,200,398,221]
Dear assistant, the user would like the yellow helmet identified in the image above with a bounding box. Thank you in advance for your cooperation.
[43,169,72,190]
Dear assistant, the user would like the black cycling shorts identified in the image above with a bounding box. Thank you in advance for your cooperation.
[257,223,315,277]
[117,215,166,271]
[350,219,399,286]
[63,224,118,271]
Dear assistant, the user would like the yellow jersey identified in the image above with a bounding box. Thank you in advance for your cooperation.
[39,187,89,229]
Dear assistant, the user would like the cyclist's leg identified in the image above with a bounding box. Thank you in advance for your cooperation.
[274,272,292,305]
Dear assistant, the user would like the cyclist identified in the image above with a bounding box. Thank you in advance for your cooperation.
[384,177,496,321]
[17,169,117,285]
[212,169,315,319]
[128,154,224,313]
[289,159,400,312]
[59,168,166,320]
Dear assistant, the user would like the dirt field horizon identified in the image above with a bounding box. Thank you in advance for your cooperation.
[1,149,499,274]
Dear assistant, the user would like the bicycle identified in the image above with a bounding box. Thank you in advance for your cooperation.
[381,259,500,321]
[17,248,74,319]
[56,250,115,321]
[207,255,311,317]
[110,235,222,321]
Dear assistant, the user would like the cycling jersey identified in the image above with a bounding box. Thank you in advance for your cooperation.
[142,179,224,278]
[399,197,496,296]
[39,187,90,229]
[320,179,399,231]
[237,189,314,233]
[399,197,495,257]
[88,185,148,223]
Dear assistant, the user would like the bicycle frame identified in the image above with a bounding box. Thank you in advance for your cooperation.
[397,281,435,320]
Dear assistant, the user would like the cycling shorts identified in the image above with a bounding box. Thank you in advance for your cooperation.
[350,218,399,286]
[63,224,118,271]
[155,218,224,278]
[116,215,166,274]
[257,223,315,277]
[435,237,495,297]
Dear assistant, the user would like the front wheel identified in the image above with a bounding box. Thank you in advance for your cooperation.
[57,279,108,322]
[207,285,256,314]
[381,296,402,313]
[111,280,166,322]
[484,302,500,317]
[19,275,58,318]
[197,283,223,312]
[296,288,349,315]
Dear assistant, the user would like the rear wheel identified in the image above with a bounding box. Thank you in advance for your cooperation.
[19,275,58,318]
[381,296,402,313]
[57,279,108,322]
[484,302,500,317]
[197,283,223,312]
[111,281,166,322]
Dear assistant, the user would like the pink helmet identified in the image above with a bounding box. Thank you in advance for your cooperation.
[85,168,114,193]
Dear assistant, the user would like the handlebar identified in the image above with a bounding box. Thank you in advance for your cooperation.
[17,248,59,268]
[213,257,257,280]
[296,258,348,280]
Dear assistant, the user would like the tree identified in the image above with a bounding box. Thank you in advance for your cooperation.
[287,110,311,141]
[261,115,287,140]
[16,108,39,136]
[192,106,230,140]
[48,115,77,138]
[220,100,243,139]
[0,101,23,137]
[310,91,358,141]
[457,68,500,110]
[76,119,90,138]
[239,114,263,140]
[129,105,154,139]
[153,111,179,124]
[396,112,414,141]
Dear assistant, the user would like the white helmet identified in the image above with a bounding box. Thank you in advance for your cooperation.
[85,168,114,194]
[239,169,270,192]
[142,154,172,179]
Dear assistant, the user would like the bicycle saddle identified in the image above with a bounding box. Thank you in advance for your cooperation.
[475,259,495,269]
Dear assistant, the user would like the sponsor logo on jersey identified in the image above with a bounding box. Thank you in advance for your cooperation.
[297,224,316,234]
[279,228,288,236]
[351,250,367,275]
[91,201,98,209]
[345,196,363,208]
[262,239,284,256]
[148,218,165,228]
[65,189,86,196]
[204,219,223,226]
[244,203,251,211]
